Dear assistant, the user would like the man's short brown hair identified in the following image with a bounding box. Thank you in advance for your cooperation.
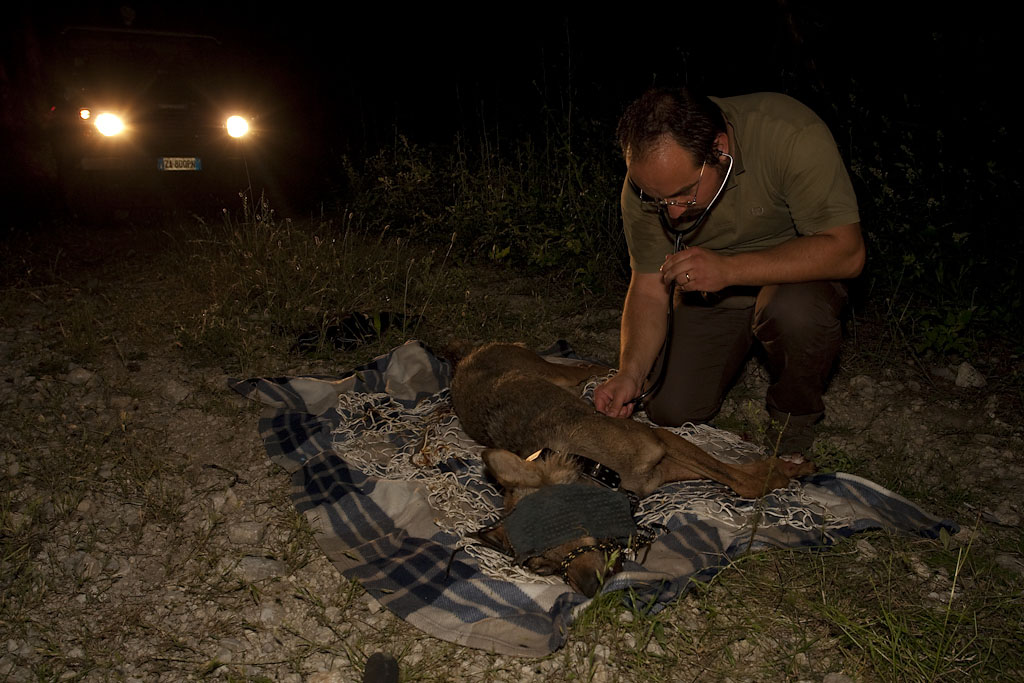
[616,87,726,165]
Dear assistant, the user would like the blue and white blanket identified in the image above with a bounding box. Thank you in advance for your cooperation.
[230,340,957,657]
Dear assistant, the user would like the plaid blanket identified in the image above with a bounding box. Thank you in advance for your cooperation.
[229,340,957,657]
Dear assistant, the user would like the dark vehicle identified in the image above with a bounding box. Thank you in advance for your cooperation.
[47,25,275,212]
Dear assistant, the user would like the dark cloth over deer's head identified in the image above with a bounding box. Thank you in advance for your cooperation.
[499,483,636,563]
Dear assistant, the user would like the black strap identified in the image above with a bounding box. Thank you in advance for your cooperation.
[534,448,625,493]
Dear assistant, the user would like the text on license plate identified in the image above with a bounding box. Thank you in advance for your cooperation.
[158,157,202,171]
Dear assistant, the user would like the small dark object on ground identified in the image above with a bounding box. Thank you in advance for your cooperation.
[362,652,399,683]
[292,311,421,352]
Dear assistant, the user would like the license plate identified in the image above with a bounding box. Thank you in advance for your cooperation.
[158,157,202,171]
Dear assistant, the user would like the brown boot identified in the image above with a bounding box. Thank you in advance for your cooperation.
[764,408,821,457]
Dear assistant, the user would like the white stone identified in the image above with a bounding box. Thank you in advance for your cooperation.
[848,375,876,397]
[65,367,96,386]
[823,675,856,683]
[236,556,288,582]
[590,662,613,683]
[363,594,382,614]
[855,539,878,561]
[260,603,282,626]
[227,522,267,546]
[983,501,1021,527]
[162,379,192,404]
[955,362,987,388]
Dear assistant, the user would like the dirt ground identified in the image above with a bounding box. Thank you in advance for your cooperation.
[1,219,1021,682]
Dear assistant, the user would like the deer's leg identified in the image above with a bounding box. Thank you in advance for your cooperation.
[654,429,814,498]
[548,412,814,499]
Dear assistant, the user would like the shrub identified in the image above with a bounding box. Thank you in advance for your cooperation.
[344,116,629,292]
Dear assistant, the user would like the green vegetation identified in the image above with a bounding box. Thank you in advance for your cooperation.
[839,83,1021,360]
[330,83,1023,367]
[558,528,1022,683]
[344,116,629,292]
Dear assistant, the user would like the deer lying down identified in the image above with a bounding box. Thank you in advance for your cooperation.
[451,342,815,597]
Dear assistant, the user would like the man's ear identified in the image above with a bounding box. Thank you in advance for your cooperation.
[713,131,729,157]
[481,449,544,489]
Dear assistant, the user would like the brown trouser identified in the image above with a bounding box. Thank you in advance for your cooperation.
[643,281,848,452]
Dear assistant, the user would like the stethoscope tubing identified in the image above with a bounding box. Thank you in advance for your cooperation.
[625,151,734,408]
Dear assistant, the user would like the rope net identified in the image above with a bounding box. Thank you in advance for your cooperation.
[331,371,848,584]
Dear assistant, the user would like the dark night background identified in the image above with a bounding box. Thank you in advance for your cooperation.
[1,2,1019,287]
[3,4,1016,183]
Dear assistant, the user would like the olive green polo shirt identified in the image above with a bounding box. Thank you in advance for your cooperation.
[622,92,861,274]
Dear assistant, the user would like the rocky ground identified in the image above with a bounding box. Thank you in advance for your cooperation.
[1,220,1021,682]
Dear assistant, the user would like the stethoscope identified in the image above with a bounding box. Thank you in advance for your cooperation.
[625,150,735,408]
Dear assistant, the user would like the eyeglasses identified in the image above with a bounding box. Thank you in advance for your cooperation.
[629,152,734,230]
[631,161,706,213]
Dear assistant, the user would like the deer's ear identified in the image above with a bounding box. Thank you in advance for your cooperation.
[469,524,513,556]
[481,449,545,489]
[524,556,560,575]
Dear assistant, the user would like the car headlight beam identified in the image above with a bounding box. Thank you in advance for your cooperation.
[226,115,249,138]
[94,112,125,136]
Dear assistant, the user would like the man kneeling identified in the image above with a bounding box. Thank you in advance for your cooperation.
[594,88,865,456]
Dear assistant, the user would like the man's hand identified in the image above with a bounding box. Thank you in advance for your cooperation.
[600,269,671,419]
[593,373,640,419]
[660,224,866,292]
[660,247,731,293]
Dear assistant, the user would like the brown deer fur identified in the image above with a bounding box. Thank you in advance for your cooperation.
[451,342,815,596]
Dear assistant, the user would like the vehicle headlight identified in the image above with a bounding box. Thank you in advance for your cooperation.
[226,115,249,138]
[79,108,92,120]
[94,112,125,136]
